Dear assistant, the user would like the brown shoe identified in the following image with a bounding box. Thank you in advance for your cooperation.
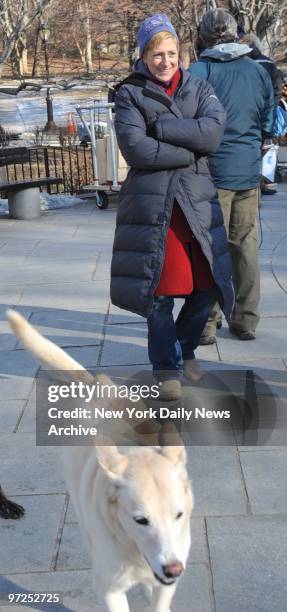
[229,326,256,341]
[199,334,216,345]
[158,379,182,401]
[183,359,203,383]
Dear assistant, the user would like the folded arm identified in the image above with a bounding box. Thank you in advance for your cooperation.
[114,89,193,170]
[152,79,227,154]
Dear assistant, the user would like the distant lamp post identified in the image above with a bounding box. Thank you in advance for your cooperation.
[40,22,57,131]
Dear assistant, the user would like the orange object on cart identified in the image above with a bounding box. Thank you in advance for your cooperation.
[67,112,77,135]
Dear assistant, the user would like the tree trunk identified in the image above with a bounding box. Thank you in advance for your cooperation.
[85,16,93,73]
[9,51,18,77]
[32,27,42,77]
[17,34,28,75]
[75,40,86,68]
[21,47,28,74]
[180,44,193,68]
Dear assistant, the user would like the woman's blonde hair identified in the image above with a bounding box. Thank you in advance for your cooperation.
[143,31,179,57]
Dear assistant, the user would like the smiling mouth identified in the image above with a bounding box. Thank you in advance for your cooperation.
[153,572,176,586]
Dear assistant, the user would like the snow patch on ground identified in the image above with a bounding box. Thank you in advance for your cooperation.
[0,193,84,215]
[40,193,84,209]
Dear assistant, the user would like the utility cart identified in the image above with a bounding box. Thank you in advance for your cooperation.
[76,101,128,209]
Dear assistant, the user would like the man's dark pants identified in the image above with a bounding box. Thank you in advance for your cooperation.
[203,187,260,337]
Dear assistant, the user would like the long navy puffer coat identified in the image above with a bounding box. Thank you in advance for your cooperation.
[110,64,234,319]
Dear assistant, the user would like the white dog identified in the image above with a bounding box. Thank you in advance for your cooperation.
[7,309,193,612]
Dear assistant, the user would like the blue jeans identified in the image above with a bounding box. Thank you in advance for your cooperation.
[147,289,218,378]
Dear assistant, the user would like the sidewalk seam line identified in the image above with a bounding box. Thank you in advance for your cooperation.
[97,301,111,367]
[13,382,36,433]
[204,517,217,612]
[236,447,252,515]
[50,494,70,572]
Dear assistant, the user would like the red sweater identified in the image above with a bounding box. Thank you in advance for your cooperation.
[154,69,215,296]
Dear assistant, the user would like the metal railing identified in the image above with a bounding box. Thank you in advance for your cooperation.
[2,145,94,195]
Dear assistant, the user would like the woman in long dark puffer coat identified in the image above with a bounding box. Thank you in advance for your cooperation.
[111,13,234,400]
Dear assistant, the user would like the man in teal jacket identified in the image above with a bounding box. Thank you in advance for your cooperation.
[189,8,275,342]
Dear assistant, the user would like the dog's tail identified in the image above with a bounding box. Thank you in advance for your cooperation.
[6,309,93,384]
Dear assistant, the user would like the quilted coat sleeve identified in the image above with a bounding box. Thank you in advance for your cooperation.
[153,78,226,154]
[261,72,276,137]
[270,62,283,106]
[114,88,194,170]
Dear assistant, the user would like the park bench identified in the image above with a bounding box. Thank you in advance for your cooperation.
[0,177,62,219]
[0,147,62,219]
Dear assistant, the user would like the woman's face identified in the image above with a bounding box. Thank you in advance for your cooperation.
[144,37,179,82]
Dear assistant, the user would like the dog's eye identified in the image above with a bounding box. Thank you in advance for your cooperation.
[134,516,150,526]
[176,511,183,520]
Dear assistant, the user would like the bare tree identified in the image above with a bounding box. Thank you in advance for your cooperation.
[49,0,130,75]
[226,0,286,39]
[72,1,94,74]
[173,0,287,62]
[0,0,53,77]
[31,19,42,77]
[1,0,285,80]
[188,0,287,61]
[170,0,209,65]
[212,0,287,60]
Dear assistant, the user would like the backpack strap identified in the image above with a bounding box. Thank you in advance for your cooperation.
[108,73,147,103]
[108,73,174,110]
[143,88,173,108]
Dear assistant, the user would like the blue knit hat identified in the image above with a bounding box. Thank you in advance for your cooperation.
[137,13,178,57]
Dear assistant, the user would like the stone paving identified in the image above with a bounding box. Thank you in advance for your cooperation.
[0,187,287,611]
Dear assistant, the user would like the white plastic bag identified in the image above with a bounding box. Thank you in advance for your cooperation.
[262,145,278,182]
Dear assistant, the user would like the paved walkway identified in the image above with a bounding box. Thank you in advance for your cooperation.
[0,187,287,611]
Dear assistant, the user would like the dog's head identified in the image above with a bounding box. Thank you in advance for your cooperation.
[97,439,193,586]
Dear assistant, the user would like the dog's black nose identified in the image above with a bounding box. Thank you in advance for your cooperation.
[162,561,184,578]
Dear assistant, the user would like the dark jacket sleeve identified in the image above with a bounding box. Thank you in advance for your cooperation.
[114,88,193,170]
[261,72,276,137]
[270,63,283,106]
[153,79,227,154]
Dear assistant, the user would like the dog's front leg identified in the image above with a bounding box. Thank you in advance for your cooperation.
[151,584,176,612]
[100,590,130,612]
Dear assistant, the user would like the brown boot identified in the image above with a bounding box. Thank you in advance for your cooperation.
[183,359,203,383]
[158,379,182,401]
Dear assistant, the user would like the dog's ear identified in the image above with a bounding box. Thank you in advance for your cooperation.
[159,422,187,465]
[96,441,128,480]
[160,444,187,467]
[159,423,187,467]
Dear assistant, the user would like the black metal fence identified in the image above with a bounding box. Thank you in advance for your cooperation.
[2,145,94,195]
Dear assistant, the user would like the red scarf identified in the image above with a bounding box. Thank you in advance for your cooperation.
[154,68,182,97]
